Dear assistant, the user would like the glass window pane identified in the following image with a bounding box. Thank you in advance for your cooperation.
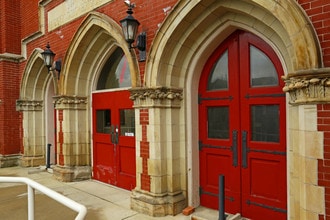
[207,50,228,91]
[250,45,278,87]
[120,109,135,136]
[251,105,279,142]
[97,47,131,90]
[96,110,111,134]
[207,107,229,139]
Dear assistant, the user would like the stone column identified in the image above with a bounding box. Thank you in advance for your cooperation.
[53,95,91,182]
[283,69,329,219]
[129,87,186,216]
[16,100,45,167]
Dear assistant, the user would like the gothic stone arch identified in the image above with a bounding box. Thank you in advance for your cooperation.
[52,12,141,181]
[130,0,323,218]
[17,49,53,167]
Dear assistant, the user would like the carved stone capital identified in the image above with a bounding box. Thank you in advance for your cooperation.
[283,68,330,105]
[54,95,87,110]
[129,87,183,108]
[16,99,43,111]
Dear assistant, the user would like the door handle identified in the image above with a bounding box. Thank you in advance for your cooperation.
[114,125,119,144]
[242,130,248,168]
[111,125,119,144]
[232,130,238,167]
[111,125,115,144]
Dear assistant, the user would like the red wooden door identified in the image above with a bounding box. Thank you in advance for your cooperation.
[199,31,286,219]
[92,90,136,190]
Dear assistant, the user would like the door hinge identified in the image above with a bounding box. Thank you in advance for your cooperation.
[246,200,287,213]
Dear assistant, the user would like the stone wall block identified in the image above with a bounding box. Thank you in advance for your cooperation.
[148,159,167,176]
[300,182,324,214]
[303,131,323,159]
[300,157,318,185]
[150,175,168,194]
[167,173,182,193]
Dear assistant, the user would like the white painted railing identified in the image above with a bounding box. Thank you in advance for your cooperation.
[0,176,87,220]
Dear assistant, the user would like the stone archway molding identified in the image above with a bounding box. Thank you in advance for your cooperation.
[16,48,53,167]
[52,11,142,182]
[60,11,141,97]
[146,0,322,88]
[131,0,324,218]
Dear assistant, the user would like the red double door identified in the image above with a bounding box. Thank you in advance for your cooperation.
[92,90,136,190]
[199,31,287,219]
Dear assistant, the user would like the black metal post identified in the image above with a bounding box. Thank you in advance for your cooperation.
[219,174,225,220]
[46,144,51,169]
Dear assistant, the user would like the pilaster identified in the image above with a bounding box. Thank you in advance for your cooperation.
[53,95,91,181]
[284,69,326,220]
[129,87,186,216]
[16,99,45,167]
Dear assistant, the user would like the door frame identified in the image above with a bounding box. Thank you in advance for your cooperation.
[90,87,132,179]
[185,29,289,211]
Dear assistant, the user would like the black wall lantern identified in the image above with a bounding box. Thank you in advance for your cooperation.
[41,43,56,71]
[120,1,146,61]
[41,43,61,79]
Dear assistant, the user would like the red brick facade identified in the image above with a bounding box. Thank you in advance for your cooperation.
[318,104,330,220]
[0,0,22,157]
[140,108,150,191]
[1,0,330,218]
[298,0,330,66]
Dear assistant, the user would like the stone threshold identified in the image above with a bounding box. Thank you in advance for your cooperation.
[190,206,249,220]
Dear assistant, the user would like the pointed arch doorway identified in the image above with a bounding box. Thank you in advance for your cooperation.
[199,31,286,219]
[92,47,136,190]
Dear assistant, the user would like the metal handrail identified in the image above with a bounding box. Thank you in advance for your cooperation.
[0,176,87,220]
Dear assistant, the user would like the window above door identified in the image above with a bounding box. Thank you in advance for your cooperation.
[97,47,131,90]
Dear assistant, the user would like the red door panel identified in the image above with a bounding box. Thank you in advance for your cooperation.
[92,90,136,190]
[93,141,116,184]
[199,31,286,220]
[200,151,241,213]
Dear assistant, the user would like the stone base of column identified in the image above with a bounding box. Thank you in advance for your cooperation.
[130,189,186,217]
[19,155,44,167]
[0,154,21,167]
[53,165,91,182]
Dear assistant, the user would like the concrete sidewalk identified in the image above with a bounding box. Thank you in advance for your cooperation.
[0,166,223,220]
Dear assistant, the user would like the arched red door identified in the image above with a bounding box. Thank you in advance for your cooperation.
[92,48,136,190]
[199,31,286,219]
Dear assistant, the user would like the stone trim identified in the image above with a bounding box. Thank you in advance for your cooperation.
[54,95,87,110]
[53,165,91,182]
[129,87,183,108]
[283,68,330,105]
[16,99,43,111]
[131,189,186,216]
[20,155,45,167]
[0,53,24,63]
[0,154,21,167]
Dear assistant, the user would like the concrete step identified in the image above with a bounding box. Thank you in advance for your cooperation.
[189,206,249,220]
[191,213,243,220]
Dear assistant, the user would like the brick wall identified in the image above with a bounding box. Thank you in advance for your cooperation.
[317,104,330,220]
[298,0,330,67]
[57,110,64,166]
[20,0,39,39]
[0,61,21,155]
[0,0,21,54]
[140,108,150,191]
